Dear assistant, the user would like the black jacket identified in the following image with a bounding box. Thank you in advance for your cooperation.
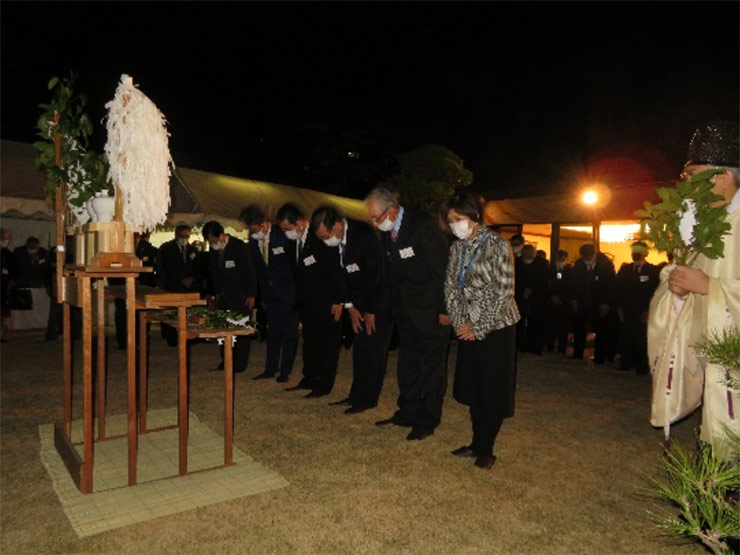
[616,261,659,316]
[249,224,297,309]
[295,230,343,317]
[380,207,449,330]
[157,239,201,293]
[209,236,257,313]
[570,253,616,312]
[13,246,48,288]
[336,219,386,315]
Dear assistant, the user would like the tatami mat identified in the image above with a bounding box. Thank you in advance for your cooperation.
[39,408,289,537]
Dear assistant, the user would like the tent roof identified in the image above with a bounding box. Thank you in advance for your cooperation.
[1,140,366,227]
[481,182,663,225]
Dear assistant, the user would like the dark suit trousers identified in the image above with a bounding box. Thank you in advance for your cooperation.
[265,302,299,377]
[593,310,618,363]
[348,310,393,408]
[571,306,589,359]
[301,308,341,393]
[618,312,648,371]
[393,313,449,432]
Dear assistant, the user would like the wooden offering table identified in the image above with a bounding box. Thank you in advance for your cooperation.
[142,311,256,471]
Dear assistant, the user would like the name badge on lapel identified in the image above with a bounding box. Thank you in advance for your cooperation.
[303,255,316,266]
[346,263,360,273]
[225,260,236,269]
[190,252,197,260]
[594,275,599,281]
[142,256,149,262]
[639,275,649,282]
[399,247,415,259]
[272,246,285,255]
[556,272,562,280]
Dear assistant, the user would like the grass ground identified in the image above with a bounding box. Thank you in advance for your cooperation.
[0,327,704,554]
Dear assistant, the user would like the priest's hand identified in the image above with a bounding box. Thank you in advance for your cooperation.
[669,266,709,296]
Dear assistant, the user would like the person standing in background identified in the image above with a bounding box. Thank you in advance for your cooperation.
[239,205,299,384]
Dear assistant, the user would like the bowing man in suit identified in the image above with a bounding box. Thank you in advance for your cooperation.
[311,205,392,414]
[202,221,257,374]
[239,205,299,383]
[364,187,451,441]
[277,203,344,398]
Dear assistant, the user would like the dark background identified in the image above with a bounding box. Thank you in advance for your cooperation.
[2,1,738,197]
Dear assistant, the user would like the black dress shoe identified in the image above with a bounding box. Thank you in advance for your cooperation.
[305,390,329,398]
[451,445,476,457]
[276,375,290,383]
[344,405,370,415]
[285,382,312,391]
[252,372,275,380]
[474,455,497,470]
[407,429,433,441]
[374,417,397,427]
[329,397,351,406]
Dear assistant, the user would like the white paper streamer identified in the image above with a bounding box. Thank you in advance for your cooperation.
[104,74,173,230]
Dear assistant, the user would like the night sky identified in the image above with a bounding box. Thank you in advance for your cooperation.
[2,2,738,198]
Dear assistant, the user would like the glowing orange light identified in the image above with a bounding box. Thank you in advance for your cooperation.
[582,190,598,205]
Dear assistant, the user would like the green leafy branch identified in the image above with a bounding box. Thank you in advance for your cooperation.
[33,73,111,211]
[643,435,740,555]
[636,169,731,266]
[158,306,251,329]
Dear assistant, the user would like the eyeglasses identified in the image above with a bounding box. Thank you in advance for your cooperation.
[369,207,389,224]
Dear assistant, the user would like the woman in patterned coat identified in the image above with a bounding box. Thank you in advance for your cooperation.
[443,192,520,470]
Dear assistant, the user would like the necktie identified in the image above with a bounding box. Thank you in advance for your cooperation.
[261,237,269,265]
[181,246,187,264]
[391,229,398,241]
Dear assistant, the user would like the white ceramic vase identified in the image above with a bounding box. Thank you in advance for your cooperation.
[92,193,115,223]
[86,198,98,222]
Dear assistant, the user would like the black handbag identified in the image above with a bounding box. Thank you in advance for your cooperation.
[8,287,33,310]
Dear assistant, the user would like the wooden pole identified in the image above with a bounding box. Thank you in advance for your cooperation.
[178,306,188,475]
[225,335,234,467]
[138,312,148,433]
[53,112,65,301]
[126,276,137,486]
[63,301,72,436]
[81,277,93,493]
[96,281,106,440]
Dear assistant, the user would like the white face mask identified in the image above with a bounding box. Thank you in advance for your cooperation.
[210,241,225,251]
[377,216,394,232]
[284,229,300,241]
[323,235,341,247]
[251,230,265,241]
[449,220,472,240]
[176,238,188,248]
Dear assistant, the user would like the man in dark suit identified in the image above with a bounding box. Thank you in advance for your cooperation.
[364,187,450,441]
[239,205,299,384]
[202,221,257,374]
[545,249,572,354]
[569,243,618,363]
[311,205,392,414]
[616,241,659,374]
[514,244,549,354]
[157,225,201,347]
[1,228,14,342]
[277,203,344,397]
[13,236,48,288]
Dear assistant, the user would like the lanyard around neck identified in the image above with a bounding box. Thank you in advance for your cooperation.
[458,230,490,289]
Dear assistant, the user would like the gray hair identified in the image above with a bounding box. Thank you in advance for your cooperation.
[364,187,399,210]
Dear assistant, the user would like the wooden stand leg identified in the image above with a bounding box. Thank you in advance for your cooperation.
[224,335,234,467]
[96,281,106,440]
[63,302,72,437]
[138,312,148,433]
[81,277,93,493]
[178,307,188,475]
[126,277,137,486]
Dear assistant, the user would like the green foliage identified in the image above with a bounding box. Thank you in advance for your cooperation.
[33,72,111,209]
[644,435,740,555]
[158,307,251,329]
[379,145,473,214]
[694,327,740,389]
[635,169,731,266]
